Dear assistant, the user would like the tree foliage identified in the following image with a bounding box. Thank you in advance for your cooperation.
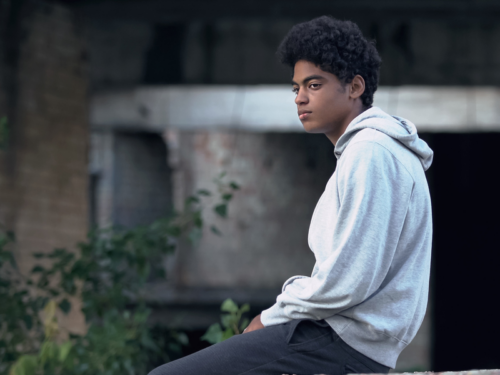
[2,175,240,375]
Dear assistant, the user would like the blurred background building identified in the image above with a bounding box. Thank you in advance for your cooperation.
[1,0,499,371]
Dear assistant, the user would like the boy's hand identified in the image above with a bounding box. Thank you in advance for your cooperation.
[243,314,265,333]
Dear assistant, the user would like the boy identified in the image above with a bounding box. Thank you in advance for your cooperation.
[149,15,433,375]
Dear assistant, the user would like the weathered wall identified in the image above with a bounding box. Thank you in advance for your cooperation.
[0,1,88,332]
[89,130,173,229]
[112,131,173,228]
[167,131,335,288]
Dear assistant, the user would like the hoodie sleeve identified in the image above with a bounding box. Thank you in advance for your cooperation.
[260,140,414,326]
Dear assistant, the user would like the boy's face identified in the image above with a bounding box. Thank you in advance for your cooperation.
[292,60,358,142]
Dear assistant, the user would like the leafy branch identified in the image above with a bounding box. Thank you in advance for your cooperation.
[201,299,250,344]
[3,175,240,375]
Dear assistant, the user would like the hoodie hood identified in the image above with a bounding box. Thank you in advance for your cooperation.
[334,106,434,171]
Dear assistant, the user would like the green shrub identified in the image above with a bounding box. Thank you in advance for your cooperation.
[0,231,48,375]
[3,175,239,375]
[9,301,73,375]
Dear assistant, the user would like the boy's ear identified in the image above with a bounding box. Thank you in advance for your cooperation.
[350,75,366,100]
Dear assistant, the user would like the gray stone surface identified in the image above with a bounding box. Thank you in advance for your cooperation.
[166,130,335,289]
[90,86,500,133]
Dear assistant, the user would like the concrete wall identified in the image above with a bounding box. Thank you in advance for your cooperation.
[167,131,335,289]
[112,131,173,228]
[89,130,173,229]
[90,85,500,133]
[0,0,88,333]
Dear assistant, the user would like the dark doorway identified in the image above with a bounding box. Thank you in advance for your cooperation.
[431,133,500,370]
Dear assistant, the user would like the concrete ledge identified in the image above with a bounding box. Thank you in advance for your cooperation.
[141,283,281,306]
[91,86,500,133]
[142,285,281,329]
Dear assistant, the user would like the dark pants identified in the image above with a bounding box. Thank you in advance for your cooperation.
[148,319,390,375]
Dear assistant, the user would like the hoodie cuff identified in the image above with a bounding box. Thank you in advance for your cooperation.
[261,275,309,326]
[260,303,291,327]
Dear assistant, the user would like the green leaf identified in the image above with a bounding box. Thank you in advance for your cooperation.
[220,298,238,313]
[239,318,250,332]
[221,314,238,330]
[33,252,46,259]
[188,227,202,244]
[185,196,200,206]
[197,189,211,196]
[214,204,227,218]
[201,323,223,344]
[239,303,250,313]
[10,354,38,375]
[31,265,45,273]
[176,332,189,346]
[48,288,60,297]
[23,314,33,330]
[140,333,159,351]
[221,327,235,341]
[40,341,57,362]
[58,341,72,362]
[210,225,222,236]
[193,212,203,228]
[37,274,49,288]
[61,277,76,294]
[59,298,71,314]
[222,193,233,202]
[229,181,240,190]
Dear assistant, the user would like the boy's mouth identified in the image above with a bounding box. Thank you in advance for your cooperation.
[298,111,311,120]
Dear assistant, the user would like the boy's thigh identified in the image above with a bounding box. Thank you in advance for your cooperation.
[148,319,387,375]
[149,321,291,375]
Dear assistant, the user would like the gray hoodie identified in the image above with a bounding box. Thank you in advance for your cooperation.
[260,107,434,368]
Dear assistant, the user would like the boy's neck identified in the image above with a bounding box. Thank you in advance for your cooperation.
[325,104,368,146]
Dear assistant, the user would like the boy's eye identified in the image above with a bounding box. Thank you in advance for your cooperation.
[292,87,299,94]
[309,83,321,89]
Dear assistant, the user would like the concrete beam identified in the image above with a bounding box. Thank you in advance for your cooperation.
[91,86,500,133]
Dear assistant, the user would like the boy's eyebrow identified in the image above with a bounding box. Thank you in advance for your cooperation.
[291,74,326,85]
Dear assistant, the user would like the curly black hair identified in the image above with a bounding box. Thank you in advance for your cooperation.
[278,16,381,108]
